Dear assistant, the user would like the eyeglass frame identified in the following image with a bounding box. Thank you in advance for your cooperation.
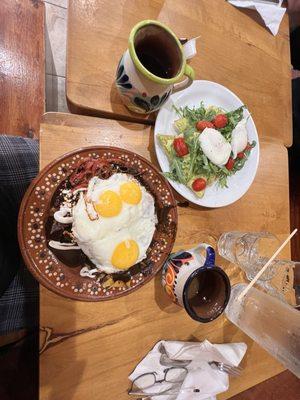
[128,367,200,397]
[128,366,199,397]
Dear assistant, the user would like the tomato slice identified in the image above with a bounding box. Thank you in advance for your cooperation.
[213,114,228,129]
[173,137,189,157]
[192,178,207,191]
[196,120,214,131]
[225,158,235,170]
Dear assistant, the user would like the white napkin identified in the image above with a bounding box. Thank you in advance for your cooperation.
[227,0,286,35]
[129,340,247,400]
[183,37,200,60]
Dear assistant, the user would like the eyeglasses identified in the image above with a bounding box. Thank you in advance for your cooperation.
[128,367,201,397]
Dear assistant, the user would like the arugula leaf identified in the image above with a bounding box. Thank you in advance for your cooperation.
[219,105,245,141]
[173,102,219,127]
[232,140,257,172]
[171,158,187,184]
[215,167,231,188]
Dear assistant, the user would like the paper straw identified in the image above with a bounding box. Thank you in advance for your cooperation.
[237,229,298,302]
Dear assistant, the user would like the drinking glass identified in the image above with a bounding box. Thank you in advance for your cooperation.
[217,231,280,280]
[225,284,300,378]
[218,231,297,306]
[254,261,298,307]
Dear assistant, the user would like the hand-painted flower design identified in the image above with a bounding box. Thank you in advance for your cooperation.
[115,56,172,114]
[133,89,172,113]
[116,58,132,90]
[169,251,193,272]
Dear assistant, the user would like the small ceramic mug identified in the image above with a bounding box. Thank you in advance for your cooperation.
[162,243,231,323]
[115,19,195,114]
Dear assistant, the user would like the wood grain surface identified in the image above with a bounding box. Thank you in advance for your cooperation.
[66,0,292,146]
[0,0,45,138]
[39,112,291,400]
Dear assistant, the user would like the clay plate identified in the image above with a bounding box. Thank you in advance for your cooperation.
[18,147,177,301]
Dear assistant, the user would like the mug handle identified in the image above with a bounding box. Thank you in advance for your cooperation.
[192,243,215,267]
[173,64,195,93]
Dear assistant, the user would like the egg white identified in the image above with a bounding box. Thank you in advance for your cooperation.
[199,128,231,166]
[72,174,157,273]
[231,119,248,159]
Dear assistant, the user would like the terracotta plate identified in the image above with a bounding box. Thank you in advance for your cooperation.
[18,147,177,301]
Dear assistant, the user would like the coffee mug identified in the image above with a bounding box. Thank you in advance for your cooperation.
[162,243,231,323]
[115,19,195,114]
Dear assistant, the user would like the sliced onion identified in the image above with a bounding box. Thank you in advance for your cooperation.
[80,266,99,278]
[48,240,79,250]
[54,206,73,224]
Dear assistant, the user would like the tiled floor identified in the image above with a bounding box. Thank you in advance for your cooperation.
[44,0,68,112]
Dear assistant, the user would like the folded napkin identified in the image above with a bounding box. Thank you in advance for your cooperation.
[183,37,200,60]
[129,340,247,400]
[227,0,286,35]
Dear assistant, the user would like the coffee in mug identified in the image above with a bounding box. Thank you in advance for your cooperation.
[162,243,231,323]
[115,19,195,114]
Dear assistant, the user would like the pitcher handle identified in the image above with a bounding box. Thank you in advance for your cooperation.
[173,64,195,93]
[192,243,215,267]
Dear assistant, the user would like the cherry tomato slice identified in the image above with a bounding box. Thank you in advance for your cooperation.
[225,157,235,170]
[192,178,207,191]
[237,152,245,159]
[173,137,189,157]
[196,120,214,131]
[213,114,228,129]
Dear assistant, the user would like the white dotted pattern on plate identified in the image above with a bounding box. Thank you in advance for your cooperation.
[23,149,177,299]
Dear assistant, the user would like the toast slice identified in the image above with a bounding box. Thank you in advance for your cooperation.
[157,134,174,160]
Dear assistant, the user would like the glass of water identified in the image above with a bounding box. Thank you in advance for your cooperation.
[225,284,300,378]
[255,261,299,307]
[217,231,280,280]
[218,232,297,306]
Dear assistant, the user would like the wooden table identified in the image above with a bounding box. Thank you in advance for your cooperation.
[40,112,290,400]
[66,0,292,146]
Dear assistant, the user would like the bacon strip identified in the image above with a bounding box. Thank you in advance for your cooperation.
[69,158,114,189]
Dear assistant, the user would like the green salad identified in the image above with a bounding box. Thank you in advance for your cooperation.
[157,102,256,198]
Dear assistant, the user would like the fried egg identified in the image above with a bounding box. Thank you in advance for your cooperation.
[199,128,231,166]
[72,174,157,274]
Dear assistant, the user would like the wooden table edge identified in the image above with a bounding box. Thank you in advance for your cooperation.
[65,88,154,125]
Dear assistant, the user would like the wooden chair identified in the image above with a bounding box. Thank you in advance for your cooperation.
[0,0,45,138]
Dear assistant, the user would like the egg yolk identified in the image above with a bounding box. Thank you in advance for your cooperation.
[94,190,122,217]
[120,181,142,205]
[111,240,139,269]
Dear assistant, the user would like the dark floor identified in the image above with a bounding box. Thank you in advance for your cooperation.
[289,136,300,264]
[231,370,300,399]
[0,332,39,400]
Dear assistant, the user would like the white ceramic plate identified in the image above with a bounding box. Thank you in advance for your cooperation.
[154,80,260,207]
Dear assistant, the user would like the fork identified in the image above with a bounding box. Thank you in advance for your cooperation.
[158,343,243,376]
[209,361,243,376]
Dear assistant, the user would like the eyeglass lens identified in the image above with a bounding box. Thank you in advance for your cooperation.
[132,373,156,389]
[165,367,188,383]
